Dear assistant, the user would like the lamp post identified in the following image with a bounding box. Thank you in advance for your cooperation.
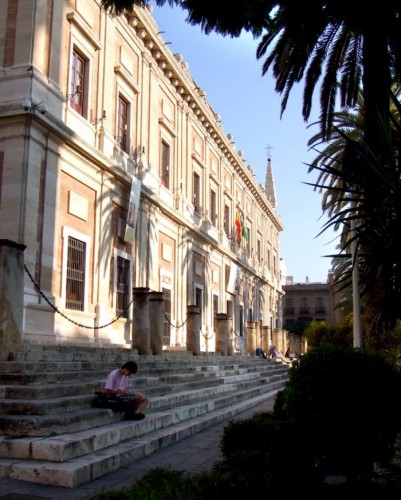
[351,203,362,348]
[343,139,363,348]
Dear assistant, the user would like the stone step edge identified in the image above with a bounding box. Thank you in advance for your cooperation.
[0,369,287,411]
[0,379,286,462]
[0,389,280,488]
[0,376,286,437]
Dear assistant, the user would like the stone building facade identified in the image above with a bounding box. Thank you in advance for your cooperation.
[282,272,344,335]
[0,0,284,353]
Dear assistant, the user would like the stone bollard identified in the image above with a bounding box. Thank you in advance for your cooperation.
[149,291,164,355]
[132,287,151,355]
[226,315,234,355]
[186,305,200,355]
[215,313,228,355]
[0,240,26,361]
[262,325,269,352]
[246,321,258,354]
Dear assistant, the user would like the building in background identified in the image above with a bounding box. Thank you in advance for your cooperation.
[0,0,284,351]
[282,271,344,335]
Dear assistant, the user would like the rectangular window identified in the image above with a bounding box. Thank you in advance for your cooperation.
[116,256,130,318]
[162,287,171,345]
[247,227,251,254]
[224,204,230,237]
[193,172,200,213]
[300,298,309,314]
[70,49,86,115]
[315,297,325,313]
[66,236,85,311]
[257,239,261,262]
[284,298,294,314]
[210,189,217,226]
[116,95,128,152]
[161,141,170,188]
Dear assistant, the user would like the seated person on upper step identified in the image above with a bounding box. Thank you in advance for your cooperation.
[256,347,268,359]
[104,360,149,420]
[269,344,292,364]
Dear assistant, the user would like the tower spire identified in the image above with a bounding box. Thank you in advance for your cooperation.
[264,146,277,208]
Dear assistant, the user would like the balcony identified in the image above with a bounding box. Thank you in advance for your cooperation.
[315,307,326,314]
[284,308,294,315]
[299,308,310,315]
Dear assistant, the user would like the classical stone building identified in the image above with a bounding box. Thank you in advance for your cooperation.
[282,271,344,335]
[0,0,284,353]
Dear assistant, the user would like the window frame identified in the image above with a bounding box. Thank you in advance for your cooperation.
[161,140,170,189]
[70,47,87,116]
[61,227,91,312]
[116,94,130,153]
[210,188,217,226]
[193,172,200,213]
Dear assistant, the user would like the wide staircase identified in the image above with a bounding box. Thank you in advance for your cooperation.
[0,343,289,488]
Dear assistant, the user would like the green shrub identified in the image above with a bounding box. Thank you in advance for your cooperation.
[276,346,401,484]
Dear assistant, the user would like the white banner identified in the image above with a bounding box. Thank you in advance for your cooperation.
[227,262,239,294]
[124,176,142,244]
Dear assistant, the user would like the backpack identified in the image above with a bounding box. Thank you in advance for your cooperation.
[91,392,127,413]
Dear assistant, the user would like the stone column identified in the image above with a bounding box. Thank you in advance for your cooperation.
[226,315,234,355]
[132,287,150,354]
[149,291,164,355]
[215,313,228,355]
[0,240,26,360]
[186,305,200,355]
[262,326,269,352]
[246,321,258,354]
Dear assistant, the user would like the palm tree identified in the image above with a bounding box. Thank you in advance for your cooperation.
[305,86,401,334]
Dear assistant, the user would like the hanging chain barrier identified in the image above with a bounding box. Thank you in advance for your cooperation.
[163,310,189,329]
[24,266,193,332]
[24,264,132,330]
[201,330,215,340]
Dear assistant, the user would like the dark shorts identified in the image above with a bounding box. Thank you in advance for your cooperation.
[115,394,135,404]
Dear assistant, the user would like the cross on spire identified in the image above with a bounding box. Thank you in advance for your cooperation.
[265,144,273,161]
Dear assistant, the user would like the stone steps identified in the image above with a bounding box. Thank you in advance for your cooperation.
[0,343,289,487]
[0,390,279,488]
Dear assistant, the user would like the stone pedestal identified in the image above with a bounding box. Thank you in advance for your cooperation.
[186,305,200,355]
[226,315,234,355]
[215,313,228,355]
[262,325,269,352]
[132,287,150,354]
[149,291,164,355]
[0,240,26,360]
[246,321,258,354]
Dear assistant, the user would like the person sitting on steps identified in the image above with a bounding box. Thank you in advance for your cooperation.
[269,344,292,364]
[256,346,268,359]
[104,360,149,420]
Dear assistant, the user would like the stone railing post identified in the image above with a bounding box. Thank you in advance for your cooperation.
[132,287,150,355]
[215,313,228,355]
[246,321,258,354]
[226,315,234,355]
[186,305,200,355]
[149,291,164,355]
[0,240,26,360]
[262,325,269,352]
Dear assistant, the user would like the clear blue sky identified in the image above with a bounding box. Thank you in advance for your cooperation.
[151,3,340,284]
